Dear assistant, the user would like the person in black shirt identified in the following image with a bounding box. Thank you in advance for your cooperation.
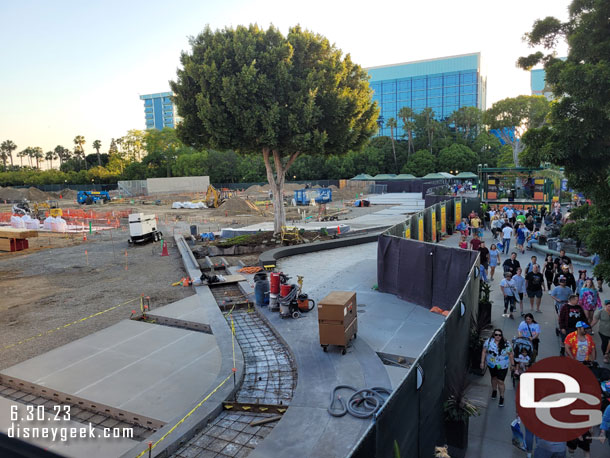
[553,264,576,292]
[525,264,545,313]
[554,249,573,274]
[524,216,535,232]
[543,254,555,290]
[478,241,490,280]
[503,252,521,276]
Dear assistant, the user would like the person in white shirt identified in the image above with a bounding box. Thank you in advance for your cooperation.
[501,225,513,254]
[512,267,527,316]
[500,271,517,319]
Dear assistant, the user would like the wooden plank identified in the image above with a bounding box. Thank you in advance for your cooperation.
[0,228,38,238]
[249,415,282,427]
[203,274,246,285]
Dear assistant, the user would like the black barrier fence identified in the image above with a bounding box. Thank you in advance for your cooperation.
[349,198,481,458]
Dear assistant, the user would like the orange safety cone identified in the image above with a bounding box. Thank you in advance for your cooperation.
[161,240,169,257]
[83,234,87,242]
[337,225,341,235]
[182,277,190,287]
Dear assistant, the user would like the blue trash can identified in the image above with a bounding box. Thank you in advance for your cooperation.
[254,278,269,307]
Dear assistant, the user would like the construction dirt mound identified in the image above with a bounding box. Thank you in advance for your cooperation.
[25,187,52,201]
[0,187,26,202]
[214,197,260,216]
[50,188,79,200]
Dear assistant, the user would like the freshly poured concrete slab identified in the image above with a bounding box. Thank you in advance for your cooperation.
[147,294,209,324]
[276,242,445,359]
[0,396,137,458]
[1,320,221,422]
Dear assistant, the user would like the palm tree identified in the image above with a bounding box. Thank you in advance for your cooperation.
[386,117,398,173]
[17,148,27,167]
[397,107,415,157]
[421,108,437,154]
[0,146,7,171]
[45,150,58,169]
[74,135,86,169]
[54,145,69,166]
[33,147,44,169]
[25,147,34,167]
[1,140,17,168]
[92,139,102,166]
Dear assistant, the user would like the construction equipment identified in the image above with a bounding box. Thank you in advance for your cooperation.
[77,190,110,205]
[11,201,32,216]
[33,200,62,219]
[280,226,302,245]
[127,213,162,244]
[294,188,332,206]
[205,185,225,208]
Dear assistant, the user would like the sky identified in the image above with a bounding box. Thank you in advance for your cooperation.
[0,0,570,165]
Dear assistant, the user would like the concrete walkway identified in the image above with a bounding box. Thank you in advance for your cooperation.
[440,227,608,457]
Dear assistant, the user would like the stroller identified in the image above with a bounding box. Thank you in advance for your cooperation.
[511,337,535,387]
[584,361,610,412]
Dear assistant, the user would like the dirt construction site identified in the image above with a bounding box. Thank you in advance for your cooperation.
[0,182,379,371]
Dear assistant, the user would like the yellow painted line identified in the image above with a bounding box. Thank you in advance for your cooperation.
[2,297,141,351]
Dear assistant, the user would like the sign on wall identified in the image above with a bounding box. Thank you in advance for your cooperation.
[455,200,462,227]
[431,210,437,242]
[440,203,447,235]
[418,215,424,242]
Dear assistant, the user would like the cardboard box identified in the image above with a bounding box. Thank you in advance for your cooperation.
[318,291,357,322]
[319,320,358,347]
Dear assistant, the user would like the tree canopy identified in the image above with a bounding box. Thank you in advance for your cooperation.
[437,144,477,174]
[402,150,436,176]
[170,24,378,231]
[484,95,549,166]
[519,0,610,278]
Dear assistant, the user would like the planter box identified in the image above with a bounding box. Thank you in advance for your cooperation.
[445,418,469,450]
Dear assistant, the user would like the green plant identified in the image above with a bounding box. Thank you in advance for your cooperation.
[479,281,491,305]
[320,227,328,236]
[444,373,480,422]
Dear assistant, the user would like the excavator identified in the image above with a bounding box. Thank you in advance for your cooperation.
[205,185,224,208]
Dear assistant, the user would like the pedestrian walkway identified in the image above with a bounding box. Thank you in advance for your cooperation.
[439,225,608,457]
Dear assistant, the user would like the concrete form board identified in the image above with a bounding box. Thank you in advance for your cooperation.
[0,397,137,458]
[146,176,210,194]
[1,320,222,422]
[147,294,208,324]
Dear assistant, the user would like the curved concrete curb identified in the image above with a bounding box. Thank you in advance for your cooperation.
[532,243,593,263]
[121,240,245,458]
[259,232,381,266]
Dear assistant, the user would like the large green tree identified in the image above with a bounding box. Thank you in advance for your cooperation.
[484,95,549,166]
[437,144,477,173]
[92,140,102,167]
[519,0,610,278]
[402,149,436,176]
[170,24,378,232]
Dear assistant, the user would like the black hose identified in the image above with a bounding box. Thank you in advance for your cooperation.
[328,385,392,419]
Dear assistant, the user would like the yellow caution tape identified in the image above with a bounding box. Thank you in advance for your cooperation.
[2,297,141,351]
[231,316,236,368]
[134,372,233,458]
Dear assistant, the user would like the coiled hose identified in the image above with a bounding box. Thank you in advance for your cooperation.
[279,284,298,308]
[328,385,392,419]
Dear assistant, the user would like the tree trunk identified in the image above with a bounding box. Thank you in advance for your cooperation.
[512,141,524,167]
[263,148,300,234]
[166,157,171,177]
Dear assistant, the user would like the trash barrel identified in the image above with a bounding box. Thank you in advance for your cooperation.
[254,277,270,307]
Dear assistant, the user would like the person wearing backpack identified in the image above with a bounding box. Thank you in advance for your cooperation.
[559,294,588,356]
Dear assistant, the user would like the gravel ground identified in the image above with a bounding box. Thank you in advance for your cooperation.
[0,225,193,370]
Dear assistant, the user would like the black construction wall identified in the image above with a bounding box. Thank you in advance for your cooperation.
[377,235,479,311]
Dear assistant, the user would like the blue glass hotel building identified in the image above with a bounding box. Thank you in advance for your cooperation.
[367,53,486,137]
[139,92,177,130]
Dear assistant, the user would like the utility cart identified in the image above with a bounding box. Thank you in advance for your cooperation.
[318,291,357,355]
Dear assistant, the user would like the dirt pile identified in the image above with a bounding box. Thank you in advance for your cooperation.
[214,197,260,216]
[59,189,78,200]
[25,187,52,201]
[0,187,25,202]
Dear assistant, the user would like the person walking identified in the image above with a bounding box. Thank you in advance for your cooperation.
[513,267,527,316]
[553,264,576,292]
[478,241,490,282]
[525,256,538,275]
[579,278,601,324]
[564,321,596,362]
[470,233,482,251]
[471,213,482,237]
[518,313,541,355]
[503,252,521,276]
[502,224,514,254]
[489,243,501,281]
[576,270,587,296]
[592,252,604,292]
[500,271,517,319]
[525,264,545,313]
[516,223,529,254]
[554,249,573,274]
[559,295,588,357]
[480,328,514,407]
[543,254,555,291]
[591,300,610,363]
[533,437,567,458]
